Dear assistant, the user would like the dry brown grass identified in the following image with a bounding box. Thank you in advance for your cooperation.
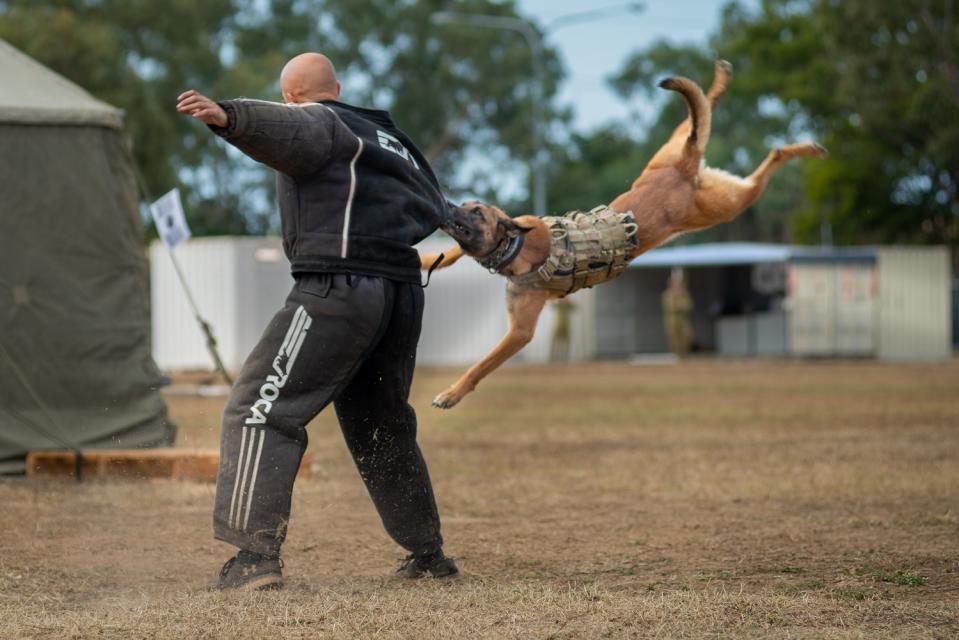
[2,359,958,638]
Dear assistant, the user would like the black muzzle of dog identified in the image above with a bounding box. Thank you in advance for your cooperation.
[440,205,485,253]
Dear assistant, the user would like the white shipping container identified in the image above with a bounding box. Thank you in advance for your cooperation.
[150,237,292,371]
[835,264,876,355]
[150,240,952,369]
[877,247,952,361]
[786,262,876,356]
[787,264,839,356]
[150,236,596,373]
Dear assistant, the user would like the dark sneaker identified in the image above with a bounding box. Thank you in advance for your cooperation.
[395,551,459,579]
[211,549,284,591]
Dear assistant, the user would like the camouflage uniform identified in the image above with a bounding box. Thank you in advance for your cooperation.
[549,298,576,363]
[662,278,694,358]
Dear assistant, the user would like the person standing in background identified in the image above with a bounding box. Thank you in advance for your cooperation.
[662,267,694,358]
[549,298,576,363]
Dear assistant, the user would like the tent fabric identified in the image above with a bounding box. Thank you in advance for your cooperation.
[0,40,173,469]
[0,38,123,129]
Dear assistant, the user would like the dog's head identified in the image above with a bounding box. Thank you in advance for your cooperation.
[441,201,532,259]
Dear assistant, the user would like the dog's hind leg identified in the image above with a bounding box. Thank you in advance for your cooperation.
[661,61,730,147]
[748,143,828,185]
[706,60,733,107]
[432,287,551,409]
[695,143,828,225]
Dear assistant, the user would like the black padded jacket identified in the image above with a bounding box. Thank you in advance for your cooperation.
[211,99,450,283]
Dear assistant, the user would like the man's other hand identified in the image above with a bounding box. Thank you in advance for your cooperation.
[176,90,228,127]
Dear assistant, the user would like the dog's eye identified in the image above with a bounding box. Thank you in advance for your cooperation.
[470,207,482,217]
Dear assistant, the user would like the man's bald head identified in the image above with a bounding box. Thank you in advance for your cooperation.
[280,53,341,104]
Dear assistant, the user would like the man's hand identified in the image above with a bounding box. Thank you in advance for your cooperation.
[176,90,228,128]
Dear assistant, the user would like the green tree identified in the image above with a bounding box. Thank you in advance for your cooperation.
[547,125,647,214]
[611,39,815,243]
[311,0,564,198]
[553,0,958,262]
[719,0,959,260]
[549,34,819,243]
[0,0,564,235]
[0,0,262,233]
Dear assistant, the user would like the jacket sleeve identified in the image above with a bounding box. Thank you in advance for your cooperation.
[443,199,459,222]
[208,100,341,177]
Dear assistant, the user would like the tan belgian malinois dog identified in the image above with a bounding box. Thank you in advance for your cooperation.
[422,61,826,409]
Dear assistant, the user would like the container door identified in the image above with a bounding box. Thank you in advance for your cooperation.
[878,248,952,361]
[787,264,836,356]
[835,264,876,356]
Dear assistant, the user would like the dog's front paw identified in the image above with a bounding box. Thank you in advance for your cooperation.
[419,253,441,271]
[432,388,464,410]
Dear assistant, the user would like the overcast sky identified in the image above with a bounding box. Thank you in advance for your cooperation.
[516,0,758,132]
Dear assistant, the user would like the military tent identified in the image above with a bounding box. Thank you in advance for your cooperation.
[0,39,174,472]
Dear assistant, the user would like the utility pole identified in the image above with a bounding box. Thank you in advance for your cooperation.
[432,3,644,216]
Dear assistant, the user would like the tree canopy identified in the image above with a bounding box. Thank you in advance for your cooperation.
[550,40,811,243]
[550,0,958,260]
[1,0,956,265]
[0,0,563,234]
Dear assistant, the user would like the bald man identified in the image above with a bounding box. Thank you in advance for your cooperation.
[177,53,457,590]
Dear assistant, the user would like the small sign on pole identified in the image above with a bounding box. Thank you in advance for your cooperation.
[149,188,233,385]
[149,188,191,249]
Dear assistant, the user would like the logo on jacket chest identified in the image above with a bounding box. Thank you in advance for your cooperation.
[376,130,419,170]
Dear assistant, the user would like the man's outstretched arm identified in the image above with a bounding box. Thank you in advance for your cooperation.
[176,90,339,177]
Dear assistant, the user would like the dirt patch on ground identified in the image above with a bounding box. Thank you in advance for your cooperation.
[1,359,957,638]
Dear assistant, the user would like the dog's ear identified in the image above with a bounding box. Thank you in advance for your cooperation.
[499,217,533,238]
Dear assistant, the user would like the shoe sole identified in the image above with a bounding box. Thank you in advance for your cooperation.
[395,569,460,580]
[432,571,459,580]
[210,574,284,592]
[247,575,284,591]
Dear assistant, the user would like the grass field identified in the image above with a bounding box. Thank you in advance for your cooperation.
[2,359,958,638]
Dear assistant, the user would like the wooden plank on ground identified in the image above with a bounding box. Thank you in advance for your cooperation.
[25,448,312,481]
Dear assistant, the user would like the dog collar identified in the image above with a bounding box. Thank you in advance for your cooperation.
[478,233,525,274]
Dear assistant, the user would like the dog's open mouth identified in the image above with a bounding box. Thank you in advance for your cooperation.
[443,219,472,242]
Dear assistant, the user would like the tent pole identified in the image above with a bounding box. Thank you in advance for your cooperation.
[166,248,235,386]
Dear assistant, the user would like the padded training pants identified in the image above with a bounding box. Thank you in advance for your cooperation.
[212,273,443,558]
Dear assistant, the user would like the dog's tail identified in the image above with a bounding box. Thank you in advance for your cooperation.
[659,76,711,179]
